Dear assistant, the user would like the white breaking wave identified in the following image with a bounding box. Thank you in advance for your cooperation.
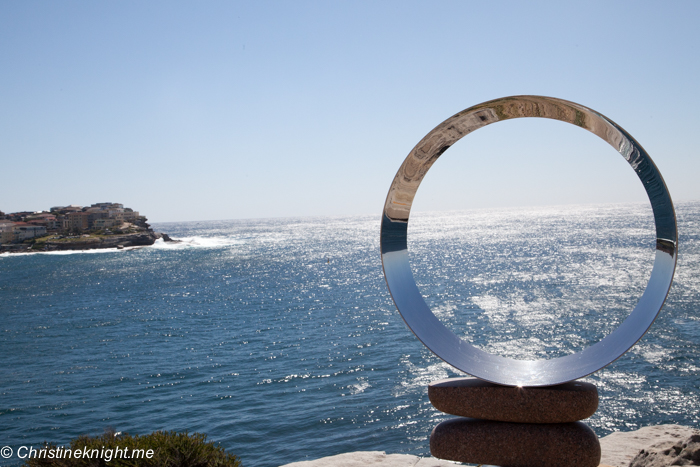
[1,236,245,257]
[150,236,246,249]
[0,245,144,257]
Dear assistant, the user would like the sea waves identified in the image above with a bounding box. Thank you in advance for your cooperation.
[1,202,698,466]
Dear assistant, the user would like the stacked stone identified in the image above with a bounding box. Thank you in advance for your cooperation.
[429,378,601,467]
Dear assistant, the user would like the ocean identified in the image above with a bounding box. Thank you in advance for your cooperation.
[1,202,698,466]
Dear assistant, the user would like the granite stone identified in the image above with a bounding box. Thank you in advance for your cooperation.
[278,451,458,467]
[629,434,700,467]
[430,418,601,467]
[599,425,697,467]
[429,377,598,423]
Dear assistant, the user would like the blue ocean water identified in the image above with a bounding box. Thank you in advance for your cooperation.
[1,202,698,467]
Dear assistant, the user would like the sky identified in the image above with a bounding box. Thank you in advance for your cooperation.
[1,1,699,223]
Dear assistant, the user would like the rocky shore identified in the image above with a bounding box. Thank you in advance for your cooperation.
[279,424,698,467]
[1,230,177,253]
[43,231,160,250]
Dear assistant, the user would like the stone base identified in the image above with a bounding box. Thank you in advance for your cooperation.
[430,418,601,467]
[429,377,598,423]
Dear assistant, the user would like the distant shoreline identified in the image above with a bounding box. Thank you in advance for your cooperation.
[0,230,178,254]
[0,202,170,254]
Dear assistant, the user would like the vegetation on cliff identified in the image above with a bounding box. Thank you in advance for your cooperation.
[23,430,242,467]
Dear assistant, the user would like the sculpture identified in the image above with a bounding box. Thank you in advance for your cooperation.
[380,96,678,467]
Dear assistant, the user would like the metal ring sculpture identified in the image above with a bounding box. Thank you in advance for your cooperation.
[380,96,677,387]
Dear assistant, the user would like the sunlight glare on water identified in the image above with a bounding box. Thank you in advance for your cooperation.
[0,202,698,467]
[408,203,657,360]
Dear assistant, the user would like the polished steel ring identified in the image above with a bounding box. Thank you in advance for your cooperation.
[380,96,677,387]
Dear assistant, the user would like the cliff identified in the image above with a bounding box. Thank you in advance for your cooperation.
[39,231,159,251]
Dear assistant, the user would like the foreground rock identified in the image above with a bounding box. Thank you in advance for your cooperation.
[629,433,700,467]
[600,424,697,467]
[280,451,456,467]
[279,424,698,467]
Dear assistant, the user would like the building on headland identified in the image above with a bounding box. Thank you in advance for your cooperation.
[25,213,58,231]
[1,222,47,243]
[0,220,16,244]
[92,218,119,229]
[0,202,149,245]
[64,212,90,231]
[91,203,123,209]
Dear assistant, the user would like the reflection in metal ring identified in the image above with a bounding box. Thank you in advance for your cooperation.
[380,96,677,386]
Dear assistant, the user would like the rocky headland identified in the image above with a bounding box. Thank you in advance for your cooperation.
[1,202,178,253]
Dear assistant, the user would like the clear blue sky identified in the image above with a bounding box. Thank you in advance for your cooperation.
[2,1,698,222]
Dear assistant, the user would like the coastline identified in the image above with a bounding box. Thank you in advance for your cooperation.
[0,230,176,254]
[0,202,168,254]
